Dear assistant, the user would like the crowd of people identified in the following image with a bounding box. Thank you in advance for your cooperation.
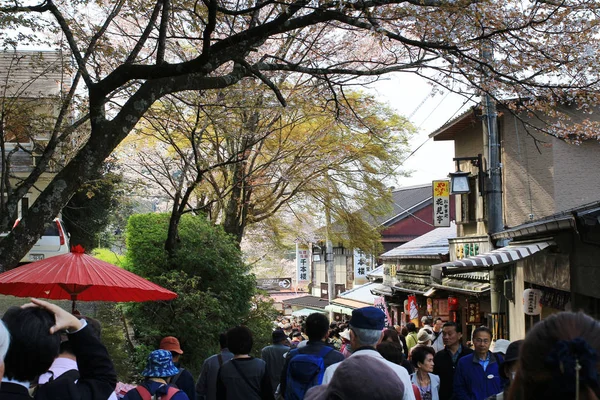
[0,299,600,400]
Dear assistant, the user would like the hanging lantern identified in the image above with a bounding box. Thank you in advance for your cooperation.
[404,299,409,313]
[448,296,459,312]
[427,298,433,314]
[523,288,543,315]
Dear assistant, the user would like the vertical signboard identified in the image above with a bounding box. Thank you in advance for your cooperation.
[432,180,451,227]
[296,244,309,284]
[353,249,371,284]
[374,296,391,327]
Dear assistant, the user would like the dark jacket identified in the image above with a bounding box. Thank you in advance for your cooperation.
[278,340,344,398]
[433,344,474,400]
[453,352,503,400]
[216,357,273,400]
[123,380,189,400]
[173,364,197,400]
[0,323,117,400]
[261,343,289,395]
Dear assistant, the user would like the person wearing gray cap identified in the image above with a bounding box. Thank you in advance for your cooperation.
[322,307,416,400]
[305,355,405,400]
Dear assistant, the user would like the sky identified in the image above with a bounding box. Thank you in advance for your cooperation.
[368,73,476,189]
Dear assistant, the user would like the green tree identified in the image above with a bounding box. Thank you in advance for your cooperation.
[62,164,123,251]
[124,213,275,375]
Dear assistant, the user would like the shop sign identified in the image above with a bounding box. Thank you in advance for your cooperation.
[296,245,309,283]
[257,278,292,291]
[467,299,481,324]
[433,180,451,227]
[456,242,480,259]
[524,288,543,315]
[354,249,372,278]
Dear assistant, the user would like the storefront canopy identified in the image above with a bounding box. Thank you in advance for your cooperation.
[324,304,354,316]
[291,308,325,317]
[431,241,554,281]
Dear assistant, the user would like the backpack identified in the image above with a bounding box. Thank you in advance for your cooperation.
[136,384,180,400]
[285,345,333,400]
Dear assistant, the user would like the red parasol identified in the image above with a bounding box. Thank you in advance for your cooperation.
[0,245,177,311]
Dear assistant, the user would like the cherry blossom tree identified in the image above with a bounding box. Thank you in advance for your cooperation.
[0,0,598,268]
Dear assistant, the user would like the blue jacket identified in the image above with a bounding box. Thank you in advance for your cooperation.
[453,352,503,400]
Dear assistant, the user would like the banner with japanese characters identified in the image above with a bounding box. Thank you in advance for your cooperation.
[408,294,419,325]
[374,296,392,328]
[432,180,451,227]
[353,249,371,284]
[296,245,309,284]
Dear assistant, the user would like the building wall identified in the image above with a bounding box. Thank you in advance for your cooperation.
[452,125,487,237]
[381,205,437,248]
[502,111,600,227]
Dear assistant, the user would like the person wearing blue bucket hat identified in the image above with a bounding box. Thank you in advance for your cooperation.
[122,349,189,400]
[321,307,416,400]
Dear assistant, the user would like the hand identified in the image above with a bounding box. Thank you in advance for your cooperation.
[22,298,83,334]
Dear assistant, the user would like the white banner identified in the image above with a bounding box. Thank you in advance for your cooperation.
[353,249,372,279]
[296,244,309,283]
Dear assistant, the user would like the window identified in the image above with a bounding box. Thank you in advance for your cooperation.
[460,177,477,222]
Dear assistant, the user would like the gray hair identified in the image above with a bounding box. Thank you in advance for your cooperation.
[0,321,10,361]
[350,326,382,346]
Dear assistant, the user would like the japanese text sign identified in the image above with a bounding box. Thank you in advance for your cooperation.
[432,180,451,227]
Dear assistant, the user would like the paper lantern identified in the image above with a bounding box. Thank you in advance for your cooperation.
[448,296,459,312]
[523,288,542,316]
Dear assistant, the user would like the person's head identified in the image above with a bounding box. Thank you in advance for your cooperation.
[2,306,60,382]
[0,321,10,380]
[421,315,432,327]
[492,339,511,357]
[411,345,435,373]
[442,322,462,348]
[58,339,75,358]
[509,312,600,400]
[500,340,523,382]
[382,328,400,344]
[141,349,179,380]
[472,326,493,356]
[406,322,417,333]
[305,313,330,342]
[272,329,288,345]
[292,331,303,340]
[219,332,228,349]
[348,307,385,348]
[433,318,444,332]
[417,328,433,346]
[160,336,183,362]
[226,326,253,355]
[376,341,405,365]
[304,354,404,400]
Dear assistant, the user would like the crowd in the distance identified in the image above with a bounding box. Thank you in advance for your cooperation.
[0,299,599,400]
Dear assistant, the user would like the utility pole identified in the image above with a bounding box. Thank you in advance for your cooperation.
[481,39,504,337]
[325,197,335,322]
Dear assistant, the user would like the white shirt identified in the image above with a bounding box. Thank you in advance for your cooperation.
[322,349,416,400]
[432,330,444,353]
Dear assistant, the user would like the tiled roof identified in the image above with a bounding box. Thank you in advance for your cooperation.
[378,184,433,227]
[281,295,329,310]
[338,282,378,304]
[381,223,456,259]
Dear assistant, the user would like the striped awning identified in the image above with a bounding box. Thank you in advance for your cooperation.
[431,241,554,280]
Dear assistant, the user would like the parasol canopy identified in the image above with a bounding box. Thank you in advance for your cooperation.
[0,245,177,311]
